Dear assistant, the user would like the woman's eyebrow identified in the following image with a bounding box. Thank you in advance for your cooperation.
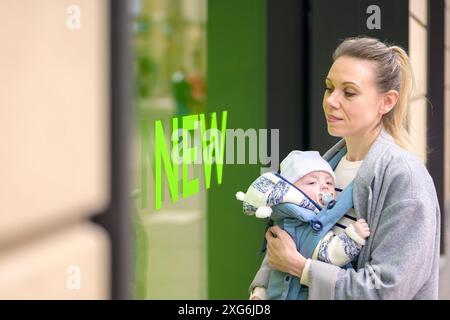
[342,81,361,88]
[325,78,361,89]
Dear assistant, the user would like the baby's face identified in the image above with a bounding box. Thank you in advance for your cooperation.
[293,171,335,206]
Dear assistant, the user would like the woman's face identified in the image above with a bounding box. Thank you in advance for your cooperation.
[322,56,386,138]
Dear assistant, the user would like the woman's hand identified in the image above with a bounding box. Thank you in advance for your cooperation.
[265,226,307,278]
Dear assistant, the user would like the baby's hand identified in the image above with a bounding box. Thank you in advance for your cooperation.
[353,219,370,239]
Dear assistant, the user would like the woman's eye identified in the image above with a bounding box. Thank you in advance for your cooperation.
[325,86,333,93]
[344,91,356,97]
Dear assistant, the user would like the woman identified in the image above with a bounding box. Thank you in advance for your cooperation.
[260,37,440,299]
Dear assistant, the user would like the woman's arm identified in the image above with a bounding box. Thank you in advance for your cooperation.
[266,198,439,299]
[308,198,439,299]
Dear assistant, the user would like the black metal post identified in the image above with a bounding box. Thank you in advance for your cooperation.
[92,0,132,299]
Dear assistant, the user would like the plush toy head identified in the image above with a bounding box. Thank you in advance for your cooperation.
[236,172,319,218]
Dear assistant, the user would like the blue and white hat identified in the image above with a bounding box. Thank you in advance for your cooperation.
[280,150,336,184]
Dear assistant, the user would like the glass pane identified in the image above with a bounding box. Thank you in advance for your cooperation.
[129,0,207,299]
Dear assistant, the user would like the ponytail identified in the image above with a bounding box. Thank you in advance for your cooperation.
[382,46,414,150]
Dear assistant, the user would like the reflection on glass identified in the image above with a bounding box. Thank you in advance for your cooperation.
[130,0,207,299]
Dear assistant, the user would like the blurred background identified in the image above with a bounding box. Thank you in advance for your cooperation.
[0,0,449,299]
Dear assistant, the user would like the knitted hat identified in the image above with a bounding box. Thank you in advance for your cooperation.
[280,150,336,184]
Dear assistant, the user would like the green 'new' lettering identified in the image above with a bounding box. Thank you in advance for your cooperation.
[141,111,228,210]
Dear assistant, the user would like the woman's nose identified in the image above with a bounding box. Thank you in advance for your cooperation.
[326,92,340,109]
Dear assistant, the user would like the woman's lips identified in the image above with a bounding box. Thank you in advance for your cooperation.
[327,115,343,123]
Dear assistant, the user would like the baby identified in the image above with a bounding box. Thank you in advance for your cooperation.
[236,151,370,300]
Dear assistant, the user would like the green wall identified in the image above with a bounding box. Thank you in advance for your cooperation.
[207,0,268,299]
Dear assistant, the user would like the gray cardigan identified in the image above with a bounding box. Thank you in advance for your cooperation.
[250,128,441,299]
[309,128,440,299]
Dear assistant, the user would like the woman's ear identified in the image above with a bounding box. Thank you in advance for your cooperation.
[379,90,399,115]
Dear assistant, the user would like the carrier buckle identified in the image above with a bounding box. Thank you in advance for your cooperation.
[310,220,323,232]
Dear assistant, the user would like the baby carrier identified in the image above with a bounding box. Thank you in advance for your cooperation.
[239,147,355,300]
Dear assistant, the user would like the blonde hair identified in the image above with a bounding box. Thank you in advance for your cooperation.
[333,37,414,149]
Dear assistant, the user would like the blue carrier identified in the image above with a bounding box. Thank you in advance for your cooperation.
[264,147,355,300]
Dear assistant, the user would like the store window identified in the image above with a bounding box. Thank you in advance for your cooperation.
[129,0,207,299]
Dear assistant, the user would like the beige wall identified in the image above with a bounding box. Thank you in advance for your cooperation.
[0,223,109,299]
[0,0,110,299]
